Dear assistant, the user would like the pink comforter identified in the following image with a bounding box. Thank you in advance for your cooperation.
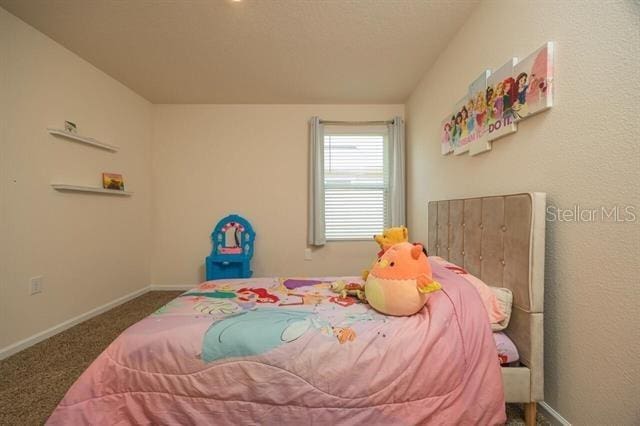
[48,262,505,425]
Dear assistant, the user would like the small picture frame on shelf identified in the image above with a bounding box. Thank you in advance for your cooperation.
[102,173,125,191]
[64,121,77,134]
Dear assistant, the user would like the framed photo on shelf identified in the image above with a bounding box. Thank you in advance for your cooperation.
[64,121,77,133]
[102,173,125,191]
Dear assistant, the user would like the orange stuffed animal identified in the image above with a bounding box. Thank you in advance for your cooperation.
[364,242,441,316]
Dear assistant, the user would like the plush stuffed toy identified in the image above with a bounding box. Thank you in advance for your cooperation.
[362,226,409,280]
[373,226,409,256]
[365,242,441,316]
[330,280,366,302]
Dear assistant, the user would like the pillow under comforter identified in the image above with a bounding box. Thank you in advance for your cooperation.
[429,256,508,327]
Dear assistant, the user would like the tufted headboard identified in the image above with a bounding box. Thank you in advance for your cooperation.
[428,192,546,401]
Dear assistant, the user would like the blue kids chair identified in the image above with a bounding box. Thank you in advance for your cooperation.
[205,214,255,280]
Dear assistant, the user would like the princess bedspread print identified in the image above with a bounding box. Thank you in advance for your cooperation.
[48,263,505,425]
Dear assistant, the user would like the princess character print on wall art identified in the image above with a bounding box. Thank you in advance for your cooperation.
[465,99,475,135]
[493,82,504,118]
[440,115,454,155]
[451,96,470,154]
[486,57,518,142]
[502,77,517,120]
[475,93,487,132]
[513,72,529,118]
[460,106,469,138]
[450,115,456,142]
[452,113,461,146]
[511,42,554,120]
[439,43,553,156]
[467,69,491,156]
[443,122,452,143]
[486,85,495,121]
[516,72,529,104]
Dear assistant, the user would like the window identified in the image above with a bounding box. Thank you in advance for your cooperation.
[307,116,404,246]
[323,128,390,240]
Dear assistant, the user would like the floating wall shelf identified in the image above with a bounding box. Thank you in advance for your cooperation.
[47,128,119,152]
[51,184,133,196]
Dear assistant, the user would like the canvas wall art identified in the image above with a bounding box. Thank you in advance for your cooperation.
[440,42,554,157]
[511,42,554,120]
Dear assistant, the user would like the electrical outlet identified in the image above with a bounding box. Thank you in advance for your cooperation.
[30,276,43,295]
[304,248,312,261]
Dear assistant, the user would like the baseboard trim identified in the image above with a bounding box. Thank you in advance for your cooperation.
[149,284,193,291]
[538,402,571,425]
[0,286,150,361]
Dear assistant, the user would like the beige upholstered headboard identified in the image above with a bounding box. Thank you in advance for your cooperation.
[428,192,546,400]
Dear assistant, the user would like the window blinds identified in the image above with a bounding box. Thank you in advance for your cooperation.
[323,132,389,240]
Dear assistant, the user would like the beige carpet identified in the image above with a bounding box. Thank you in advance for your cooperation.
[0,291,550,425]
[0,291,181,425]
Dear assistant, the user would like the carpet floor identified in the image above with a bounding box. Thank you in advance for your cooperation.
[0,291,550,425]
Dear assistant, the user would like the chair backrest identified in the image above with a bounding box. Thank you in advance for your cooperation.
[210,214,255,259]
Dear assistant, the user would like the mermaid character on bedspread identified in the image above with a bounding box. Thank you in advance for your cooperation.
[155,277,380,362]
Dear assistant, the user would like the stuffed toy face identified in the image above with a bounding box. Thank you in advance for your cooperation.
[365,242,441,316]
[373,226,409,251]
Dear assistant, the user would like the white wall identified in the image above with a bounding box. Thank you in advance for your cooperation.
[405,1,640,424]
[0,8,153,350]
[151,105,403,286]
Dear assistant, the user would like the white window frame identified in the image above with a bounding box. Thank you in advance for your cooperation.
[323,126,391,241]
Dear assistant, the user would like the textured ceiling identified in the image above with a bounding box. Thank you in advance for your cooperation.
[0,0,478,104]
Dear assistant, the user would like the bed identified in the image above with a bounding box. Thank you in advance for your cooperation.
[427,192,546,425]
[47,192,544,426]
